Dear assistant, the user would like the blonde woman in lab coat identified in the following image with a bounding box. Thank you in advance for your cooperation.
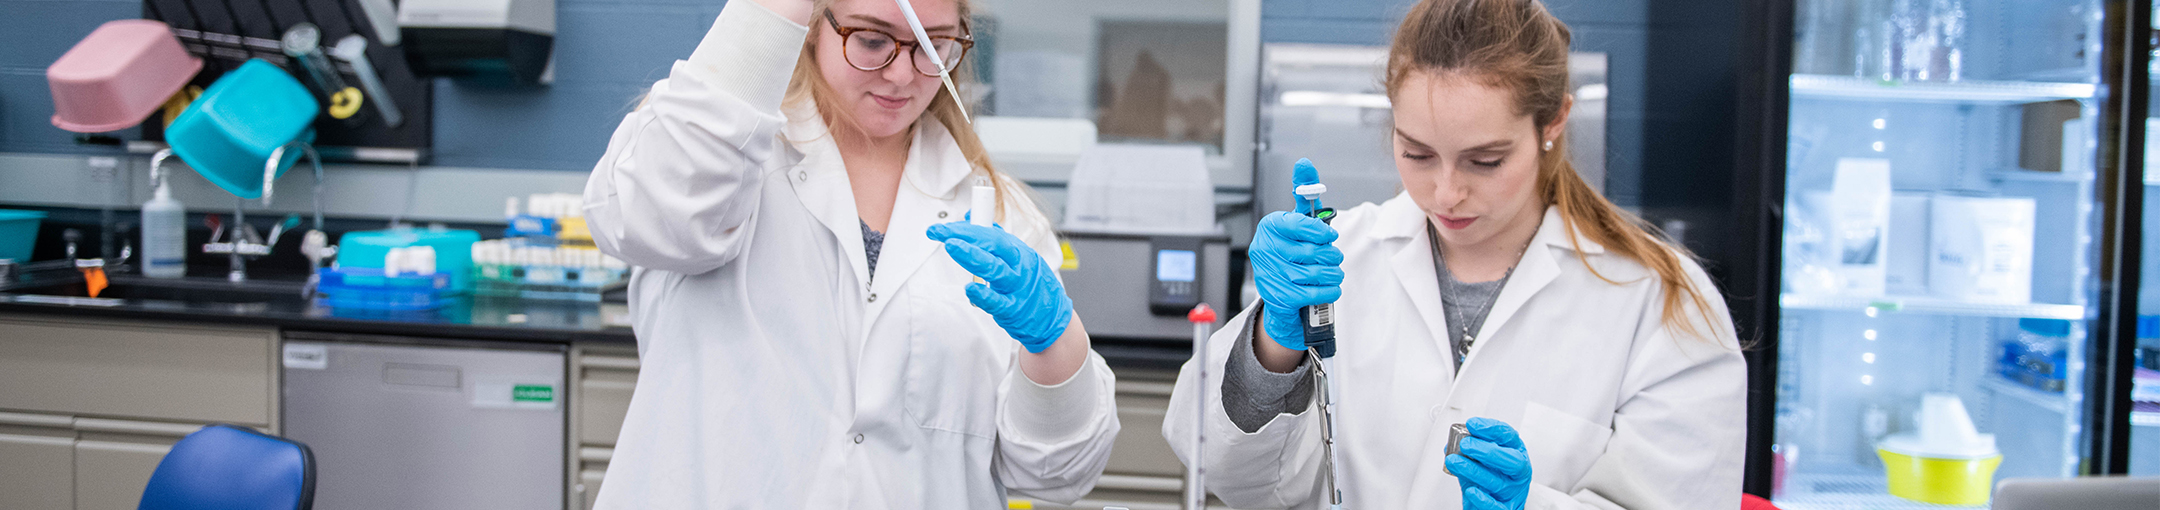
[580,0,1119,506]
[1164,0,1745,508]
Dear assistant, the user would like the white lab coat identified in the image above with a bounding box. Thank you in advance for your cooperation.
[1165,195,1746,509]
[581,2,1119,508]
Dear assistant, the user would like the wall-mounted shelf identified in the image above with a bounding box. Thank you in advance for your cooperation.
[1780,293,2085,320]
[1791,74,2094,104]
[1985,375,2069,415]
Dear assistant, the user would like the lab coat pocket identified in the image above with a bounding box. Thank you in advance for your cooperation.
[1519,401,1611,492]
[903,284,1003,439]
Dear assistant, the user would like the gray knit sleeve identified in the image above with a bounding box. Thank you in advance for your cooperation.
[1220,310,1316,433]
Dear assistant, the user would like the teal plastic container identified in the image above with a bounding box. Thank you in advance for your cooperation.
[166,59,318,199]
[0,209,48,262]
[336,228,481,293]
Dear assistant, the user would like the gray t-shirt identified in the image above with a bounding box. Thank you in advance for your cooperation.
[1219,226,1512,432]
[862,220,886,281]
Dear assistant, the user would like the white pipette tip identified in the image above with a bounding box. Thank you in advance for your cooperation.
[891,0,971,123]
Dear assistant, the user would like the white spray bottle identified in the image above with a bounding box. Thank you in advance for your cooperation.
[141,153,187,278]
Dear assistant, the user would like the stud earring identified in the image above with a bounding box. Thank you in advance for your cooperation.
[1542,140,1554,152]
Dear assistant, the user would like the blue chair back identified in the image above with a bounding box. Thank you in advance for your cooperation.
[139,424,314,510]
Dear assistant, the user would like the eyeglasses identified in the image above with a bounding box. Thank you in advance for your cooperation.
[823,9,974,78]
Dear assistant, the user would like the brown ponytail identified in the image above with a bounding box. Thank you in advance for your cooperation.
[1386,0,1727,341]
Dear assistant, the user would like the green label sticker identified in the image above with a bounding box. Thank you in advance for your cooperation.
[512,384,554,403]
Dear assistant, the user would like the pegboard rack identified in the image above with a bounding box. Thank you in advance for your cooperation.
[138,0,432,164]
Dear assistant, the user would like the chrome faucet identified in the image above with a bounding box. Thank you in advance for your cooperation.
[168,142,327,283]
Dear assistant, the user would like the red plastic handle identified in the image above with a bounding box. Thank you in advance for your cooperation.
[1188,303,1217,324]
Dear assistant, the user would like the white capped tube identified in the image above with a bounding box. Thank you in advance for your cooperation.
[970,176,996,227]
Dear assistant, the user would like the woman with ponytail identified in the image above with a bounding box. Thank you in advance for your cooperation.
[582,0,1118,506]
[1163,0,1744,508]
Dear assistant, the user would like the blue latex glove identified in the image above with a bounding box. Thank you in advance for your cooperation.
[1250,159,1343,351]
[928,220,1073,353]
[1446,417,1532,509]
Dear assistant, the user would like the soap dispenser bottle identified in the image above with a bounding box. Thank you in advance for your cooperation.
[140,177,187,278]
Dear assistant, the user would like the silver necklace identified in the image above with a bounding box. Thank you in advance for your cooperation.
[1429,223,1533,355]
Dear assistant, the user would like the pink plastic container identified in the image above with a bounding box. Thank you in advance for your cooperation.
[47,20,204,133]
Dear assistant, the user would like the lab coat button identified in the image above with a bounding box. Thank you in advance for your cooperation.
[868,293,878,302]
[852,434,864,444]
[797,171,808,181]
[937,211,948,219]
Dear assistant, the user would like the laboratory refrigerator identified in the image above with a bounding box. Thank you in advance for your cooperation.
[1752,0,2160,508]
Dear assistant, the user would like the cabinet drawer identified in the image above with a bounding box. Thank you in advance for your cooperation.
[0,316,275,425]
[0,426,74,510]
[577,355,638,446]
[1108,381,1185,477]
[75,436,175,510]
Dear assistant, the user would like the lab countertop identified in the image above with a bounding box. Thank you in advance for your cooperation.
[0,268,1200,367]
[0,270,635,345]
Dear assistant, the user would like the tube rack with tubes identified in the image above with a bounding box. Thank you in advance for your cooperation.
[471,239,627,301]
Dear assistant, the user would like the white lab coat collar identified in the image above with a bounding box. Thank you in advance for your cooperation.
[1373,199,1605,399]
[782,103,979,334]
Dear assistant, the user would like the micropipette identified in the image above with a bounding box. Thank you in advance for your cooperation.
[1296,174,1346,510]
[891,0,971,123]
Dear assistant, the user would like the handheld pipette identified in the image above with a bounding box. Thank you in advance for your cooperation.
[1186,304,1218,510]
[1294,167,1346,510]
[891,0,971,123]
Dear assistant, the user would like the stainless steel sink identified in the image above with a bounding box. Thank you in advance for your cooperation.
[3,274,310,305]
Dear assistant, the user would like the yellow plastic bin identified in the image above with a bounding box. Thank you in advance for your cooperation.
[1877,433,2002,506]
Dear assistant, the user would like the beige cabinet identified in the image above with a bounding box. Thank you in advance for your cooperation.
[75,435,176,510]
[0,314,278,427]
[563,346,1201,510]
[0,414,75,510]
[570,345,639,510]
[0,314,278,510]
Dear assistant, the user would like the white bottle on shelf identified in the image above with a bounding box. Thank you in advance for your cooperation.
[140,178,187,278]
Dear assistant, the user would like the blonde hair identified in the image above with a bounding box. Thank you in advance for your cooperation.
[1386,0,1727,341]
[786,0,1037,226]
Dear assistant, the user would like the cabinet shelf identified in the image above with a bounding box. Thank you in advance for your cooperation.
[1984,376,2069,415]
[1791,74,2094,104]
[1775,473,1978,510]
[1780,293,2085,320]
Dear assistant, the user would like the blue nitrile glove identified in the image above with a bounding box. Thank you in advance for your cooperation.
[1446,417,1533,510]
[1250,159,1343,351]
[928,220,1073,353]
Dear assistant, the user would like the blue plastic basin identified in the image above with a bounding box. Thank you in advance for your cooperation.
[0,209,48,263]
[166,59,318,199]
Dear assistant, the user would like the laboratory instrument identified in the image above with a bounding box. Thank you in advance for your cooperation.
[332,34,406,128]
[1147,237,1205,316]
[1443,422,1469,475]
[282,23,366,123]
[399,0,557,84]
[281,332,565,509]
[1295,165,1345,509]
[890,0,969,122]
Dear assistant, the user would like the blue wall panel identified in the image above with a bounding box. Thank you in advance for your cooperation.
[2,0,1658,204]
